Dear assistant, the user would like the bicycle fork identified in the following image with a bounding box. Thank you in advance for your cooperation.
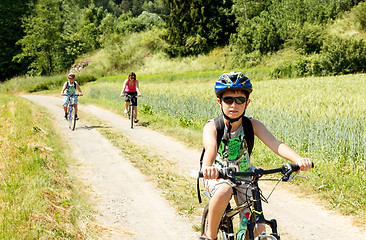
[247,185,280,240]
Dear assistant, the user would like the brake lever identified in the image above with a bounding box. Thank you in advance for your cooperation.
[283,174,309,182]
[290,174,308,180]
[221,168,242,186]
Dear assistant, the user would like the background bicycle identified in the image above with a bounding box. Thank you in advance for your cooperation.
[63,93,81,131]
[199,163,313,240]
[125,94,139,129]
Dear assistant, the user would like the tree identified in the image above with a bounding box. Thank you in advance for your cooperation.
[163,0,235,57]
[14,0,70,75]
[15,0,107,76]
[233,0,271,22]
[0,0,32,81]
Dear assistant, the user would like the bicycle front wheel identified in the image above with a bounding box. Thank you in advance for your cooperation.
[130,105,134,129]
[201,204,235,240]
[69,106,76,131]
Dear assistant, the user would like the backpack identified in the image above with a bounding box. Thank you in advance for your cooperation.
[197,115,254,203]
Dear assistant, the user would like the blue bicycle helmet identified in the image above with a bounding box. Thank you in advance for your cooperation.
[215,72,252,97]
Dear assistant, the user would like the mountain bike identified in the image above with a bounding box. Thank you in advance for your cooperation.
[63,93,81,131]
[125,94,138,129]
[199,163,313,240]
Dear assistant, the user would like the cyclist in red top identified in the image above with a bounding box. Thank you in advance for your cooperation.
[120,72,142,123]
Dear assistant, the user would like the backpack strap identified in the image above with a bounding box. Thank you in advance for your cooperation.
[242,116,254,155]
[197,116,224,203]
[199,115,225,170]
[214,115,225,148]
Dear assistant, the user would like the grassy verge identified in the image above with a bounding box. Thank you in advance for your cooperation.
[0,94,98,239]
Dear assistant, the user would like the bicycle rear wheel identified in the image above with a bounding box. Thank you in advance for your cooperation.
[69,105,76,131]
[201,204,235,240]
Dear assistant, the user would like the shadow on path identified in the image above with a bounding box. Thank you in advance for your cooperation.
[80,125,112,130]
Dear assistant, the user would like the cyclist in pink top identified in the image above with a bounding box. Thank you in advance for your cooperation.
[120,72,142,123]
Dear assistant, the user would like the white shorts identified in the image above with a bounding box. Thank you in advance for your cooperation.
[204,178,252,218]
[63,95,78,107]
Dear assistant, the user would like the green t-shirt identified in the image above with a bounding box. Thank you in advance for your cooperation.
[214,123,252,172]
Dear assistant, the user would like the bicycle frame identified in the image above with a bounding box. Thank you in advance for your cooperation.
[200,163,310,240]
[246,179,279,240]
[205,180,279,240]
[64,94,78,131]
[125,94,137,129]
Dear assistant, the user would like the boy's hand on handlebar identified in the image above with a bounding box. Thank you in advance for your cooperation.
[202,166,219,179]
[296,158,313,171]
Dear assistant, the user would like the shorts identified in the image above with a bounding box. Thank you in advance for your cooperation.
[124,92,137,106]
[204,178,252,219]
[63,95,78,107]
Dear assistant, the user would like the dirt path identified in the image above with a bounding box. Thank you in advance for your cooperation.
[22,95,366,240]
[22,95,198,239]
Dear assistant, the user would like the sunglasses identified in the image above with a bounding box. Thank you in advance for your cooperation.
[222,96,247,104]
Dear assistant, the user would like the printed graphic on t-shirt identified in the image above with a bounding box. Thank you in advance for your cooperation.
[217,132,250,172]
[66,82,76,95]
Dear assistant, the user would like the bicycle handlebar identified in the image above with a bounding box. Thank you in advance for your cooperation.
[199,162,314,180]
[62,93,82,96]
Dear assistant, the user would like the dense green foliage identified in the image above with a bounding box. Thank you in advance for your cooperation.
[162,0,235,56]
[353,1,366,30]
[0,0,32,80]
[14,0,107,76]
[94,0,169,16]
[230,0,364,56]
[272,36,366,78]
[1,0,366,80]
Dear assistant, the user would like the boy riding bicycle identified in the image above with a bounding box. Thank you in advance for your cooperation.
[200,72,313,240]
[61,73,83,120]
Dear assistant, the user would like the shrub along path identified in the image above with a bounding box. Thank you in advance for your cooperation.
[22,94,366,240]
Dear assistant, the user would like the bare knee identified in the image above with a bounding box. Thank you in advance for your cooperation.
[211,184,233,203]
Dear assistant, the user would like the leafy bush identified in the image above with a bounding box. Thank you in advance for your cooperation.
[353,1,366,30]
[104,29,167,72]
[232,0,363,67]
[115,11,164,35]
[272,36,366,78]
[319,36,366,75]
[286,23,324,54]
[271,61,294,79]
[233,11,282,55]
[162,0,235,57]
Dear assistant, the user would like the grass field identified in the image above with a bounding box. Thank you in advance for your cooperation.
[83,72,366,221]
